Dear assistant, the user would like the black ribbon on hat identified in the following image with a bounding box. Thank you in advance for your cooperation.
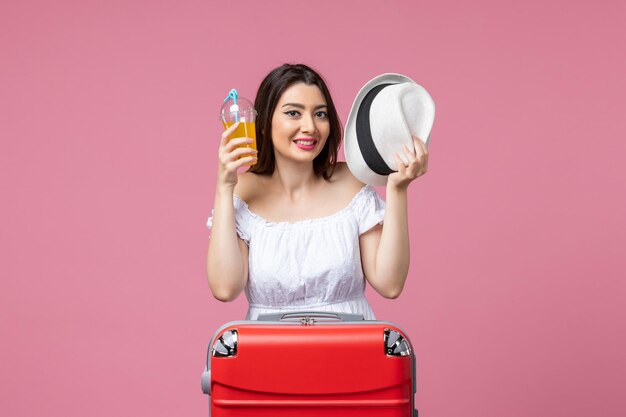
[356,83,396,176]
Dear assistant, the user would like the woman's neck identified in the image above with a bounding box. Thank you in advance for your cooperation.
[270,158,320,201]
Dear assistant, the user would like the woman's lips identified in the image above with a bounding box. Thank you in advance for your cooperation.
[293,138,318,151]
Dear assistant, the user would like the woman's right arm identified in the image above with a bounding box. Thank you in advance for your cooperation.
[206,123,257,301]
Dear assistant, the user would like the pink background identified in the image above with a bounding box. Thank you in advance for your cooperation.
[2,0,625,415]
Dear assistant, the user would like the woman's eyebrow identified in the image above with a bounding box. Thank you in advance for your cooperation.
[281,103,328,109]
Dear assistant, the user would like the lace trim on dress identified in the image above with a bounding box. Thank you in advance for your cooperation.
[354,185,386,235]
[232,184,374,228]
[208,184,385,240]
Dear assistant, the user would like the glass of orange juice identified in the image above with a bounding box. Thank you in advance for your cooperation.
[221,90,257,166]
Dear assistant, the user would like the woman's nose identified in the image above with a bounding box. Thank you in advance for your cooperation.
[300,114,316,134]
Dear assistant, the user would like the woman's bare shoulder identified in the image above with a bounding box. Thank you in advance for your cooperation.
[234,171,265,204]
[332,162,366,194]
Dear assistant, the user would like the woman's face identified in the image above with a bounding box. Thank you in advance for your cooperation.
[270,82,330,165]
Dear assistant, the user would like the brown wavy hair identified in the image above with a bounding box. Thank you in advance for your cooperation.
[248,64,342,180]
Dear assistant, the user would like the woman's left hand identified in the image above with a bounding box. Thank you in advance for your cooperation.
[387,135,429,190]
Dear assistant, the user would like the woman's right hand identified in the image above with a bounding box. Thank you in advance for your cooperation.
[217,122,258,188]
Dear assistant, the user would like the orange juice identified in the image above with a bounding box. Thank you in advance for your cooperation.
[223,121,257,166]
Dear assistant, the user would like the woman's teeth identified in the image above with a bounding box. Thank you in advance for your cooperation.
[294,140,315,145]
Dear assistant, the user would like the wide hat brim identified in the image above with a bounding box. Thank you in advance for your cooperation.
[344,73,435,186]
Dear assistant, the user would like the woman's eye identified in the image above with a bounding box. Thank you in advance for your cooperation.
[315,111,328,118]
[284,110,300,117]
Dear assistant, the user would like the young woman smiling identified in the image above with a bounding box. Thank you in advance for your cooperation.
[206,64,428,319]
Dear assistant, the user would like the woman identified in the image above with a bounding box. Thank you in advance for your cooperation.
[206,63,428,320]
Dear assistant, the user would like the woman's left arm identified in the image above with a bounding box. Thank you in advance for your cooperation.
[360,136,429,298]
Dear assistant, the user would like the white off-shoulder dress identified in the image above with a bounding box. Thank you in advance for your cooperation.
[206,185,386,320]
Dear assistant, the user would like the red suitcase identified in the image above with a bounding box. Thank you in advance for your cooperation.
[201,312,417,417]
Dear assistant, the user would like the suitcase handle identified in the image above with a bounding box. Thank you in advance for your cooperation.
[256,311,365,322]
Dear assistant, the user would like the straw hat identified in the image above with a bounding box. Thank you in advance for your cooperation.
[344,73,435,186]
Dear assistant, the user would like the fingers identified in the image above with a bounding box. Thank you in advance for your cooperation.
[224,155,257,172]
[411,136,429,173]
[223,137,254,153]
[402,144,416,163]
[230,146,258,159]
[412,135,428,158]
[393,152,406,174]
[220,122,240,146]
[220,145,257,165]
[217,123,257,186]
[219,130,256,163]
[413,136,428,164]
[395,137,428,178]
[397,147,418,179]
[388,136,430,188]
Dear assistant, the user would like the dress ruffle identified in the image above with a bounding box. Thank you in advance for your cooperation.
[206,185,386,320]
